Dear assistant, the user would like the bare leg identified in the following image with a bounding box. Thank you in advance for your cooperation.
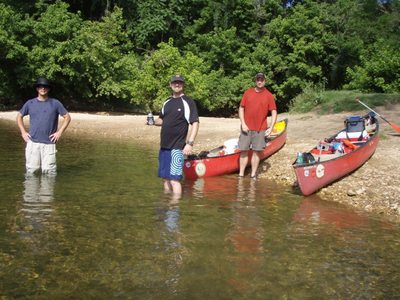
[239,151,248,176]
[170,180,182,195]
[250,151,262,177]
[163,179,172,193]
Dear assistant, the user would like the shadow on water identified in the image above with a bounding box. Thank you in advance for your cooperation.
[0,121,400,299]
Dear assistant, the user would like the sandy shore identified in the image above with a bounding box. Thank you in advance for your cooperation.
[2,107,399,221]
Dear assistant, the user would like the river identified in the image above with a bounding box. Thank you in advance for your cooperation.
[0,120,399,299]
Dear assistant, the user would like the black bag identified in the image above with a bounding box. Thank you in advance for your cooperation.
[303,152,315,164]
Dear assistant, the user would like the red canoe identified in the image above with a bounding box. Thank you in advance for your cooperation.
[293,114,379,196]
[184,119,288,180]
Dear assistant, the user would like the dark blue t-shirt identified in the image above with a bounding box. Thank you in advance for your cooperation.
[19,97,68,144]
[159,95,199,149]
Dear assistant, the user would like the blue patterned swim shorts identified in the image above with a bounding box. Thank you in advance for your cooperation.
[158,148,184,180]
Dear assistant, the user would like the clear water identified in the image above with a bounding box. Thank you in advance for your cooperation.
[0,120,399,299]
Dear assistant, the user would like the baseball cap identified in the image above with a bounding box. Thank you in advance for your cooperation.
[255,72,266,80]
[170,75,185,83]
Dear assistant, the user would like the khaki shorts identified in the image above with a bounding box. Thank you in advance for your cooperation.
[238,130,266,151]
[25,140,57,174]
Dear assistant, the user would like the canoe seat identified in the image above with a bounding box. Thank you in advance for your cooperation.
[314,152,343,162]
[335,130,369,142]
[223,138,239,154]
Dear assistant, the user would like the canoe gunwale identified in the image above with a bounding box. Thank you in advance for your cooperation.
[184,118,288,179]
[293,118,380,196]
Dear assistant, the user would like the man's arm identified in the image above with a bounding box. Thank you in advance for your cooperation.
[186,121,199,143]
[50,113,71,143]
[16,112,30,142]
[265,109,277,136]
[183,121,199,155]
[239,106,248,133]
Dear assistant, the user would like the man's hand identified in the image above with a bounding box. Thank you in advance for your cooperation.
[21,131,31,143]
[241,124,249,133]
[183,144,193,156]
[49,131,62,143]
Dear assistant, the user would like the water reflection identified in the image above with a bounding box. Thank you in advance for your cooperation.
[160,194,182,245]
[1,120,400,299]
[228,178,265,293]
[189,176,266,292]
[189,175,262,203]
[190,176,255,204]
[236,176,257,202]
[157,194,186,297]
[17,174,56,244]
[293,197,368,229]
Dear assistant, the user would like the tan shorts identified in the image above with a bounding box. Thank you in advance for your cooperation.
[238,130,266,151]
[25,140,57,174]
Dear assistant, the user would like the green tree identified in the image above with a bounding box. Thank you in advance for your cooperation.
[0,3,30,104]
[62,6,135,104]
[345,39,400,93]
[128,39,235,114]
[28,1,83,81]
[125,0,192,50]
[183,0,285,77]
[247,1,336,109]
[1,0,399,113]
[25,2,138,108]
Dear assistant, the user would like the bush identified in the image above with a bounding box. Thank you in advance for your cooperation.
[289,83,326,113]
[290,88,400,114]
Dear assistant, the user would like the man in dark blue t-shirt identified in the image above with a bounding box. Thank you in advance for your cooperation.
[17,77,71,174]
[153,75,199,196]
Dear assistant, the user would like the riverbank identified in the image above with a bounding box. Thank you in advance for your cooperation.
[1,107,399,221]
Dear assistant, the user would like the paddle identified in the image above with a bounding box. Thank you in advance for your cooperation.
[356,98,400,133]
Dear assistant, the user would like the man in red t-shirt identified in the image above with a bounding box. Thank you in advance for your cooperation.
[238,72,277,178]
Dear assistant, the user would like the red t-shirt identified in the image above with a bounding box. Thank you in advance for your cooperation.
[240,87,277,131]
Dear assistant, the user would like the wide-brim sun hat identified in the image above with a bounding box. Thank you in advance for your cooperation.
[34,77,51,88]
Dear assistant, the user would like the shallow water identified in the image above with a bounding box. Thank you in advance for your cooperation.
[1,120,399,299]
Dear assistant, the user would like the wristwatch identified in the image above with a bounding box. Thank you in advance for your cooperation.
[186,140,194,146]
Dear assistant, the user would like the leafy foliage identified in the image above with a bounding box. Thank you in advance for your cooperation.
[128,39,229,113]
[345,39,400,93]
[0,0,399,114]
[28,1,83,84]
[291,89,400,114]
[61,6,134,102]
[0,3,30,103]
